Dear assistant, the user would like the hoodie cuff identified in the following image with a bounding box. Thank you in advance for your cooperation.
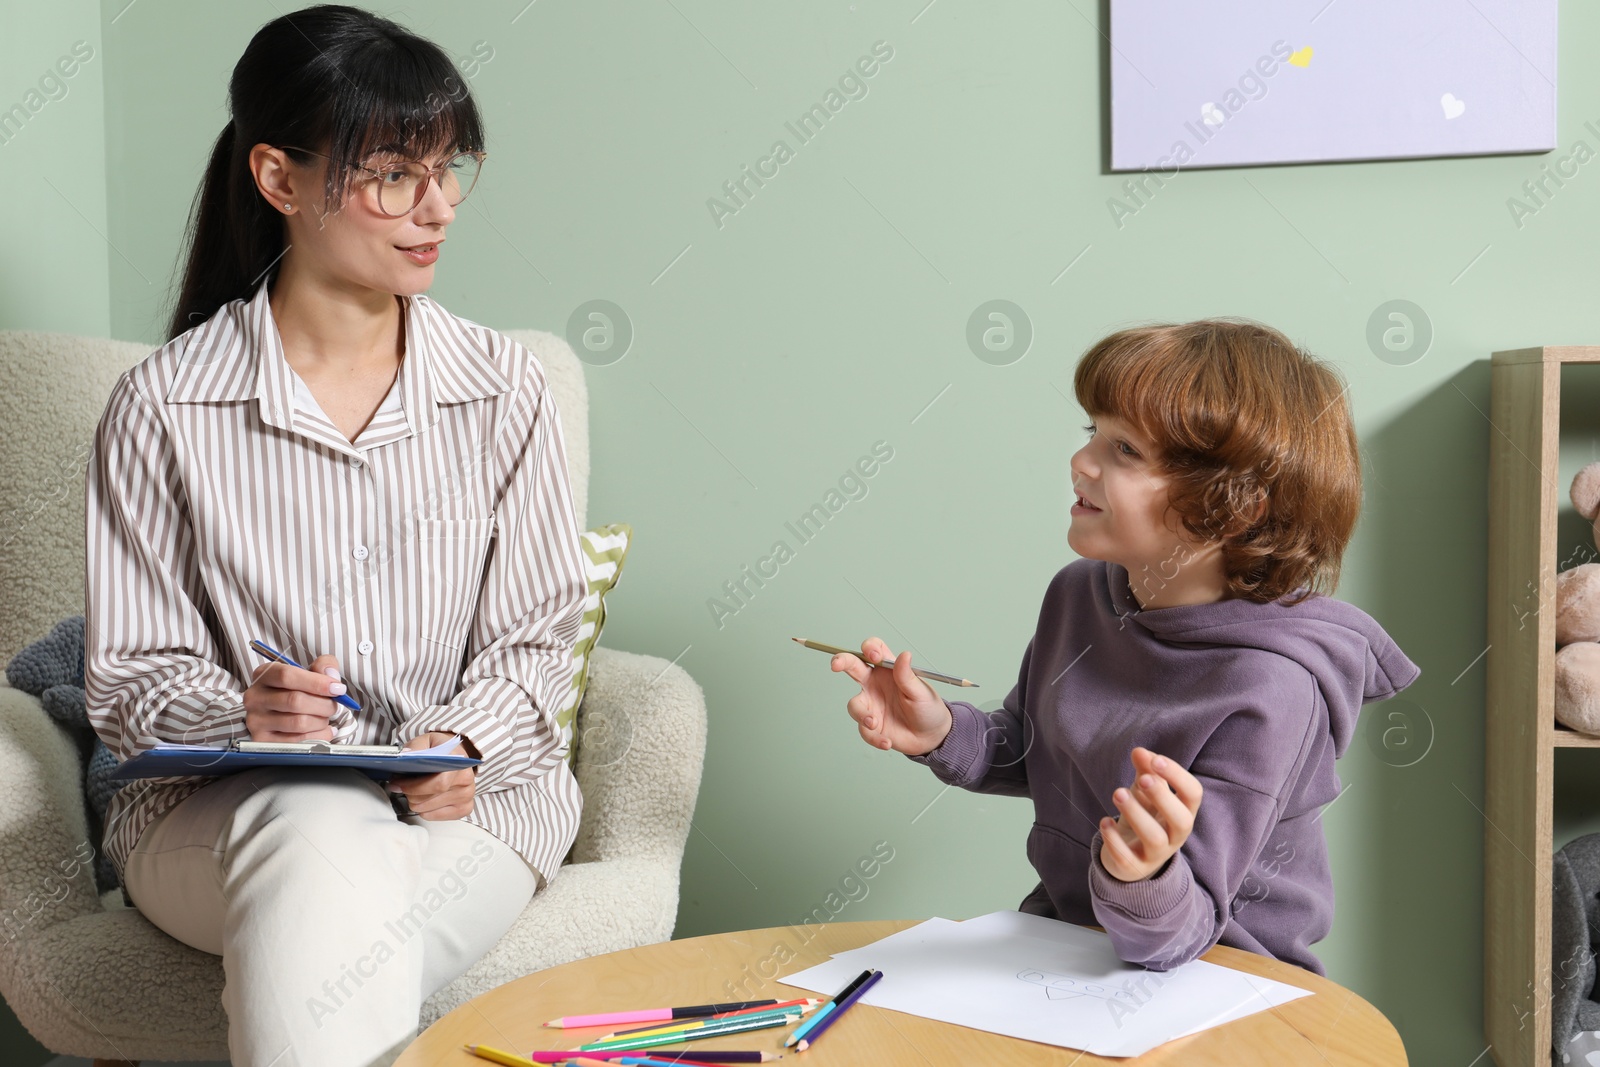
[906,701,988,786]
[1089,829,1191,919]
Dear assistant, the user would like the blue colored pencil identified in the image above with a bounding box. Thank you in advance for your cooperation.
[795,969,882,1052]
[782,1001,833,1048]
[785,968,872,1047]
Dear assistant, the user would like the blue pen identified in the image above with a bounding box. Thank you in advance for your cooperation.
[249,639,362,712]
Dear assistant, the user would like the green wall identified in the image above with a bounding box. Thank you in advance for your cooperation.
[0,0,107,336]
[8,1,1600,1063]
[1,3,106,1057]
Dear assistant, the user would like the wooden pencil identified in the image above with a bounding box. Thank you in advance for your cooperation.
[792,638,979,687]
[525,1054,777,1064]
[796,970,883,1052]
[462,1044,537,1066]
[602,1000,817,1040]
[579,1012,799,1052]
[785,967,871,1048]
[546,1000,785,1028]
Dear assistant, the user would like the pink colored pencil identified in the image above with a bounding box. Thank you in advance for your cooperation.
[547,1055,777,1062]
[526,1054,776,1064]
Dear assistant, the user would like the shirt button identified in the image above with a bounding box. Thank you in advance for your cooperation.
[358,640,374,655]
[349,456,362,468]
[352,545,370,561]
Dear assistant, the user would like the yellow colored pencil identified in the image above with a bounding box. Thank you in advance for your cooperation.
[462,1044,537,1067]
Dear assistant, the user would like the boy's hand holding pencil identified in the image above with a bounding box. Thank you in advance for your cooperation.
[826,636,955,757]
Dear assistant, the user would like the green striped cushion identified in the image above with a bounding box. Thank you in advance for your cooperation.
[558,523,632,764]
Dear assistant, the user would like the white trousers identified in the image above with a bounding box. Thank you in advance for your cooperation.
[123,765,538,1067]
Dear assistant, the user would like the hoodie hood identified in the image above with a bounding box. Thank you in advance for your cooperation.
[1103,562,1421,759]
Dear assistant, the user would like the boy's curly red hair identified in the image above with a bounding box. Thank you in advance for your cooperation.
[1073,318,1360,606]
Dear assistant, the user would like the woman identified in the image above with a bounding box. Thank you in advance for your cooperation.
[83,6,587,1065]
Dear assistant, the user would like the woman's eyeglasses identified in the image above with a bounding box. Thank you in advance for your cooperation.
[277,146,486,218]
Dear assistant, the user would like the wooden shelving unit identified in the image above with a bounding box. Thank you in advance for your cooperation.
[1486,345,1600,1067]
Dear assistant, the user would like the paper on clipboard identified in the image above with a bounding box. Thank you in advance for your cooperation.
[109,733,479,780]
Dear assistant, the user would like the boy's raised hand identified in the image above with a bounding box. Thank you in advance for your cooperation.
[1098,746,1205,882]
[832,636,953,757]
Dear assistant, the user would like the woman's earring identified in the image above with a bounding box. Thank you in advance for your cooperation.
[283,203,294,212]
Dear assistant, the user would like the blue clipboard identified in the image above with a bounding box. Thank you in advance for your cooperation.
[109,735,481,781]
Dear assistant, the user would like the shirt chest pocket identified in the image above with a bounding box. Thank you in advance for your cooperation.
[411,517,497,652]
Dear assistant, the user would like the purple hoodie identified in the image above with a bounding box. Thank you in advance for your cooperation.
[914,558,1420,975]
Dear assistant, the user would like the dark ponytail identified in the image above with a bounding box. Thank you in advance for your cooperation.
[167,4,485,340]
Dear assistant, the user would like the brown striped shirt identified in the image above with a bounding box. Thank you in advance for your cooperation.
[84,280,587,893]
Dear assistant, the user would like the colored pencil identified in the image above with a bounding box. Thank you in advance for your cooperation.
[579,1012,799,1052]
[782,1003,833,1049]
[463,1045,538,1067]
[791,637,979,687]
[599,1011,804,1044]
[602,998,815,1037]
[525,1055,777,1064]
[784,968,872,1048]
[546,1000,786,1028]
[627,1055,777,1062]
[796,970,882,1052]
[631,1055,779,1064]
[603,1001,818,1040]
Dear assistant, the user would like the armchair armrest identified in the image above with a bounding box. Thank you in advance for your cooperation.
[568,647,707,867]
[0,684,105,985]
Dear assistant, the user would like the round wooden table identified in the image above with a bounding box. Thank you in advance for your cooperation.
[397,920,1407,1065]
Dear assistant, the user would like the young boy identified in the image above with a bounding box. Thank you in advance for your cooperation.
[832,319,1420,975]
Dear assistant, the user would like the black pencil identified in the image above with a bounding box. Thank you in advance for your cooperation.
[796,969,883,1052]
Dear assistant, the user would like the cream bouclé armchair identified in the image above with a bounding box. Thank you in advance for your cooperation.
[0,326,707,1064]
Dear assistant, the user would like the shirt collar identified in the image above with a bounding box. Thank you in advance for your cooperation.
[165,281,513,442]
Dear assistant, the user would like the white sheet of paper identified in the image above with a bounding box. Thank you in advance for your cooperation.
[778,911,1313,1058]
[953,911,1313,1041]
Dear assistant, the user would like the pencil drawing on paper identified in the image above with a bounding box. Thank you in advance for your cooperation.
[1017,968,1138,1007]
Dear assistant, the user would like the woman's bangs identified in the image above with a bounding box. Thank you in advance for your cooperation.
[321,44,483,197]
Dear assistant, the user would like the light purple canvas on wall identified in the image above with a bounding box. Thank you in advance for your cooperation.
[1109,0,1558,171]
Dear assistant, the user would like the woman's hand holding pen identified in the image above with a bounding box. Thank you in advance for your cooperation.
[244,653,348,743]
[388,732,477,820]
[833,636,954,757]
[1097,746,1205,883]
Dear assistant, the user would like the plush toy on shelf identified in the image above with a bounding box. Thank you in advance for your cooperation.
[1556,462,1600,735]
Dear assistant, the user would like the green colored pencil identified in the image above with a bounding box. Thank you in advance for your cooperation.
[602,1000,817,1040]
[578,1012,799,1052]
